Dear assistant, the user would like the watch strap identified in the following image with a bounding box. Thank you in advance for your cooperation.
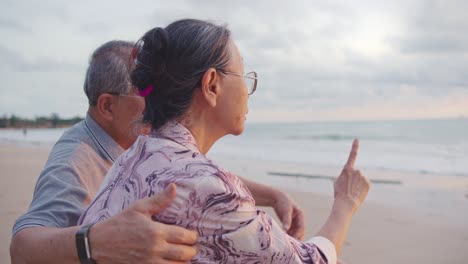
[75,223,96,264]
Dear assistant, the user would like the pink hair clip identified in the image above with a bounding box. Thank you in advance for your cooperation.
[139,84,154,97]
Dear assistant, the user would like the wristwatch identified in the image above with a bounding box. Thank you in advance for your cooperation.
[75,223,97,264]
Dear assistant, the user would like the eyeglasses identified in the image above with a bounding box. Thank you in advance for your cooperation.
[220,70,257,95]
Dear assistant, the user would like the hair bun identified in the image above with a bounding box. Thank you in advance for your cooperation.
[131,27,169,95]
[144,27,169,75]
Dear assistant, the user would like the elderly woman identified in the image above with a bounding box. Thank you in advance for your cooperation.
[79,19,370,263]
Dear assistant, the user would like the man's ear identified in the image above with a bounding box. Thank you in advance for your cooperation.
[200,68,220,108]
[95,93,116,121]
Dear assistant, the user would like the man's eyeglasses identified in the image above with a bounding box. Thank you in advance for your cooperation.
[220,70,257,95]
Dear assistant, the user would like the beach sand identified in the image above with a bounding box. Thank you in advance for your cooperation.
[1,145,467,263]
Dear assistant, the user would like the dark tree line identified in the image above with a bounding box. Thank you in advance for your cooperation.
[0,113,83,128]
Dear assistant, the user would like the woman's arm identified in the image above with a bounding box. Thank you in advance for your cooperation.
[223,140,369,263]
[238,176,305,239]
[317,139,370,254]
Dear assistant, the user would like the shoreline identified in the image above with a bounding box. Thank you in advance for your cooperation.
[1,144,467,263]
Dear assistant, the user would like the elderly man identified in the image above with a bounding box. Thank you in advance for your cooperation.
[10,40,304,264]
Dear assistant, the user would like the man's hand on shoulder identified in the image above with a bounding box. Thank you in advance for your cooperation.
[89,184,198,264]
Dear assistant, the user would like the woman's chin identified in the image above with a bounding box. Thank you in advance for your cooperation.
[231,124,245,136]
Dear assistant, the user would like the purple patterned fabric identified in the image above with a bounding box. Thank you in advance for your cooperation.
[79,121,328,263]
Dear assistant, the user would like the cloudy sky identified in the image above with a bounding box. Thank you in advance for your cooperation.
[1,0,467,122]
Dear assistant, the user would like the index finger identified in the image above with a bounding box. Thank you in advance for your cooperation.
[345,139,359,168]
[165,225,198,245]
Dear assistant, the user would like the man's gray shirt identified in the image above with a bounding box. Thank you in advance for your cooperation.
[12,114,124,235]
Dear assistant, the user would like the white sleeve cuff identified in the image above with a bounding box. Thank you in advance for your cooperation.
[306,236,337,264]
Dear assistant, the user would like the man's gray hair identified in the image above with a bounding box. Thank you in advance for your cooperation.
[84,40,135,106]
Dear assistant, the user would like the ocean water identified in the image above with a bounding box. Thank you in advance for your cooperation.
[0,127,67,147]
[1,119,467,176]
[1,119,467,225]
[210,118,468,224]
[211,118,468,177]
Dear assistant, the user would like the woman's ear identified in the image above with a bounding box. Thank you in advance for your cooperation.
[95,93,116,121]
[200,68,220,108]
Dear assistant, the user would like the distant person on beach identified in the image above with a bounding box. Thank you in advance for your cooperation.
[80,19,370,263]
[10,40,305,263]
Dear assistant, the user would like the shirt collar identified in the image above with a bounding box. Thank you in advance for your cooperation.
[84,113,125,162]
[153,120,201,154]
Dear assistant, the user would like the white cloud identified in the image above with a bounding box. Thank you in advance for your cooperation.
[0,0,467,120]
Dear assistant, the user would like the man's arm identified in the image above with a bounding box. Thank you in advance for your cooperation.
[11,226,80,264]
[10,184,197,264]
[238,176,305,240]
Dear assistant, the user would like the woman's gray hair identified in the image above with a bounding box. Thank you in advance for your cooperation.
[84,40,135,106]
